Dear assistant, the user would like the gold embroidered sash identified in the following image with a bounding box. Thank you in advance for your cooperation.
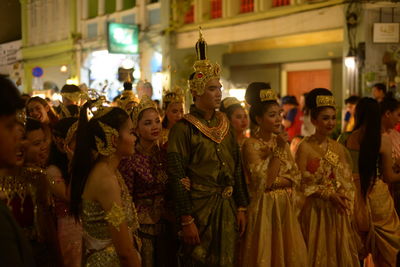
[183,112,229,143]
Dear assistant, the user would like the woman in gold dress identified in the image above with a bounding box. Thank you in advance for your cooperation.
[296,88,360,267]
[241,82,307,267]
[70,101,141,267]
[342,97,400,267]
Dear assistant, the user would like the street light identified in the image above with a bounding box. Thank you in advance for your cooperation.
[345,49,356,69]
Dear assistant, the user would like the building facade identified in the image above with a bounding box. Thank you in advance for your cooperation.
[20,0,167,100]
[168,0,347,104]
[21,0,78,92]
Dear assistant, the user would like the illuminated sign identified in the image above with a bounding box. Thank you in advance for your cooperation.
[107,22,139,54]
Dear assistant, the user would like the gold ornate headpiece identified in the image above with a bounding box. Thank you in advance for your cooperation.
[132,95,158,128]
[90,96,113,119]
[188,28,221,96]
[95,121,119,156]
[259,89,277,102]
[117,90,139,113]
[163,86,184,110]
[222,97,241,109]
[316,95,336,107]
[61,91,85,103]
[61,84,86,103]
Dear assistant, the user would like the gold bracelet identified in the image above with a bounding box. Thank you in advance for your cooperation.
[181,217,195,226]
[237,207,247,212]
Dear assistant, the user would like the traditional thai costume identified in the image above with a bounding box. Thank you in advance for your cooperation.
[53,187,82,267]
[81,171,140,266]
[80,105,141,266]
[49,120,82,267]
[119,95,176,267]
[298,96,360,267]
[340,132,400,267]
[299,137,360,266]
[167,30,249,267]
[161,89,185,147]
[0,167,60,266]
[383,129,400,215]
[241,88,307,267]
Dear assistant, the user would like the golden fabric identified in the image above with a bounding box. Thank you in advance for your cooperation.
[299,138,360,267]
[241,135,307,267]
[365,179,400,267]
[81,171,139,267]
[0,167,48,241]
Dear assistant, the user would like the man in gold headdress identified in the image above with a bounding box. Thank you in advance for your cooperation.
[167,30,249,267]
[116,76,139,114]
[57,84,85,118]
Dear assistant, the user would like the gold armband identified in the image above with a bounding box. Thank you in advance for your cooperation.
[105,202,126,230]
[237,207,247,212]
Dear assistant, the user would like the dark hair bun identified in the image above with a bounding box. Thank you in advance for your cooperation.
[245,82,271,106]
[305,88,332,111]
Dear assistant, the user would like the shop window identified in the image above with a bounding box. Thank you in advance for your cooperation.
[211,0,222,19]
[87,23,98,38]
[105,0,116,14]
[88,0,98,18]
[272,0,291,7]
[184,5,194,24]
[123,0,136,10]
[149,8,161,25]
[240,0,254,13]
[122,14,136,24]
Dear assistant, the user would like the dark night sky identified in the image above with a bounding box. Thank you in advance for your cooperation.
[0,0,21,43]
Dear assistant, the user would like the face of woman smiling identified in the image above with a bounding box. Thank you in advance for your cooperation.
[26,101,49,124]
[312,107,336,136]
[136,108,162,143]
[24,128,48,167]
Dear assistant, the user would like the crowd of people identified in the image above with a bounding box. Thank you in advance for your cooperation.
[0,31,400,267]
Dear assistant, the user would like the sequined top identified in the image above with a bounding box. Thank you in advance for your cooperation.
[0,167,48,241]
[81,171,139,267]
[119,144,168,225]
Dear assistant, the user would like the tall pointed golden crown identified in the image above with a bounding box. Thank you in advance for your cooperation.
[188,27,221,96]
